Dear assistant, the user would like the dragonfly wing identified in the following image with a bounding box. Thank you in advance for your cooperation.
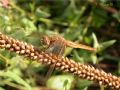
[45,40,66,56]
[66,40,96,51]
[44,40,65,80]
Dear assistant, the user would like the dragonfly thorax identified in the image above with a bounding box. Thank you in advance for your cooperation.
[41,35,66,46]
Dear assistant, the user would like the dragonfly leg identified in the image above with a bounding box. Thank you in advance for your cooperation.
[43,64,55,85]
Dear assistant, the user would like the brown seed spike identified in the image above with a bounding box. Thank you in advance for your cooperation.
[0,32,120,90]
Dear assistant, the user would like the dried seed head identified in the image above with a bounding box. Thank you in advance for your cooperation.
[0,32,120,90]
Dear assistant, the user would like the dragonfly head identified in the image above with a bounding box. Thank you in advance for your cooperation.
[41,36,50,46]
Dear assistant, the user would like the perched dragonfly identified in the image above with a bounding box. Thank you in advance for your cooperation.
[41,35,96,84]
[41,35,96,56]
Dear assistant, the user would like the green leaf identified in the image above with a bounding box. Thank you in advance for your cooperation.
[73,50,84,63]
[0,87,5,90]
[35,8,50,19]
[91,7,108,28]
[0,71,32,90]
[113,11,120,22]
[99,40,116,51]
[92,33,99,49]
[90,54,98,64]
[76,79,93,90]
[21,18,37,35]
[47,74,74,90]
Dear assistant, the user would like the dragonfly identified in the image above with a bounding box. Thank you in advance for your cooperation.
[41,35,96,84]
[41,35,96,56]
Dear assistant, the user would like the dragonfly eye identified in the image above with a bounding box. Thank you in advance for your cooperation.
[41,36,50,46]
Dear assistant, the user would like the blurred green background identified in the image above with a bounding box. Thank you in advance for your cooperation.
[0,0,120,90]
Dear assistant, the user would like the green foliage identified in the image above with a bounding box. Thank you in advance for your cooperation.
[76,79,93,90]
[91,7,108,28]
[113,11,120,22]
[47,75,74,90]
[0,0,119,90]
[0,70,32,90]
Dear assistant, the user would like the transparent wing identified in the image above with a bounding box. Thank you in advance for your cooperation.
[45,39,66,56]
[44,40,66,83]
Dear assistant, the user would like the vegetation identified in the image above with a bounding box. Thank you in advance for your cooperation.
[0,0,120,90]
